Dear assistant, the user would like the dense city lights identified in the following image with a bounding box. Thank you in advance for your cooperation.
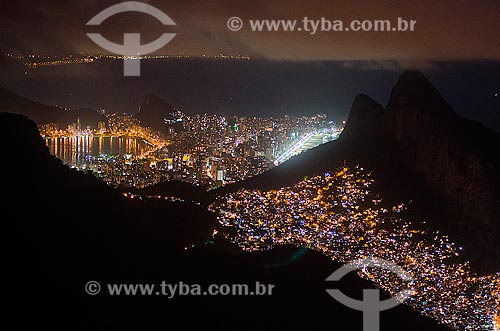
[211,166,500,330]
[42,111,341,188]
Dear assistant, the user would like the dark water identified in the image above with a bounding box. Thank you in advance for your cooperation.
[46,136,148,166]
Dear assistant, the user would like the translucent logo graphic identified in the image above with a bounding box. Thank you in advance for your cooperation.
[326,257,415,331]
[87,1,176,76]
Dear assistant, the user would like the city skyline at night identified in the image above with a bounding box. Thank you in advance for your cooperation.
[1,1,498,331]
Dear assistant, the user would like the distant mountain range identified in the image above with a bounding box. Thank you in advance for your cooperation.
[0,85,181,133]
[0,85,106,129]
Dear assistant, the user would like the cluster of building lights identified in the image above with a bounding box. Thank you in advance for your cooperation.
[210,166,500,330]
[6,53,252,69]
[44,111,341,188]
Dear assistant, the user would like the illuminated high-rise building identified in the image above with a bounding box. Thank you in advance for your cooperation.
[217,169,225,182]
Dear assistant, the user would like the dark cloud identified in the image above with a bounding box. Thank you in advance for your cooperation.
[0,0,499,60]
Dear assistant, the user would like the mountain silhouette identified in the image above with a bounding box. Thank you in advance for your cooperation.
[134,94,177,133]
[0,85,106,128]
[220,71,500,271]
[340,93,385,141]
[383,71,500,244]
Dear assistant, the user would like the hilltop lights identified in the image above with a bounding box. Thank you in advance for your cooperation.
[211,166,500,331]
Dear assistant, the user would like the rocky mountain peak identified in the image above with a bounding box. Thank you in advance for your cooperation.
[340,94,384,142]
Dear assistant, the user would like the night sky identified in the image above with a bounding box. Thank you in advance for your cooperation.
[0,0,499,129]
[1,0,500,60]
